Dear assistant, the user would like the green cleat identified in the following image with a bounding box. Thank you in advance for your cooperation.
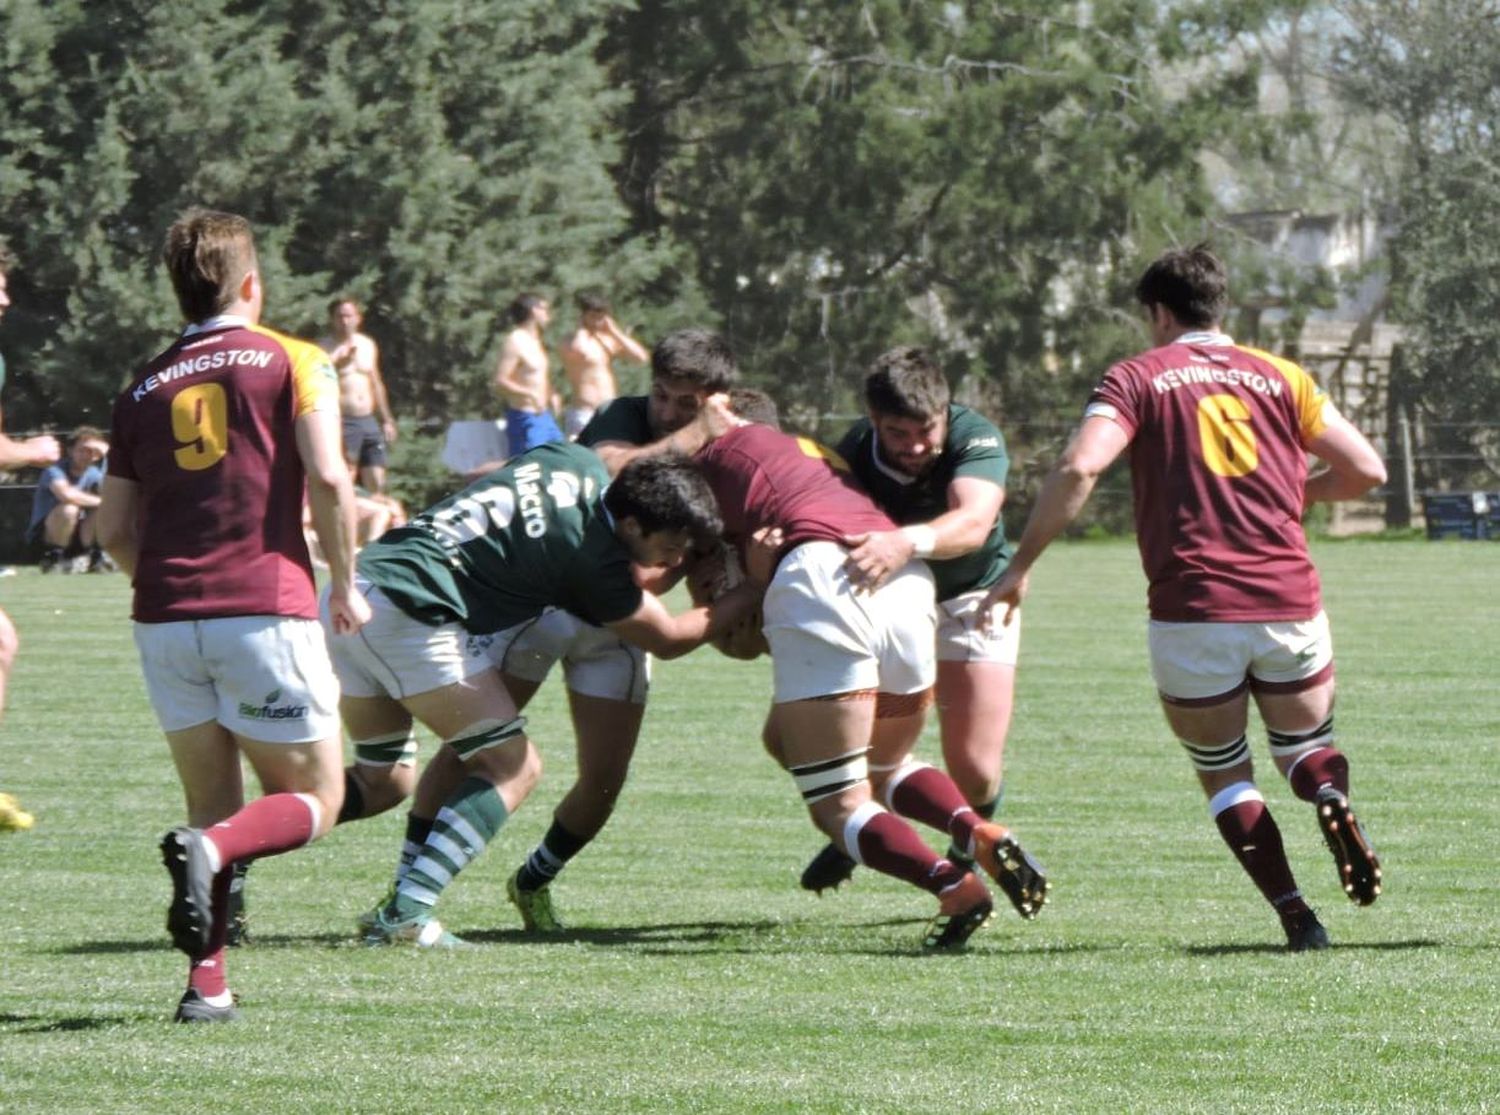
[507,869,565,933]
[355,883,398,934]
[0,792,35,833]
[362,906,468,949]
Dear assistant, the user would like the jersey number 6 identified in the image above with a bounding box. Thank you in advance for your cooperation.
[1196,394,1258,478]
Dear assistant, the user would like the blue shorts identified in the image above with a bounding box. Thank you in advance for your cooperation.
[505,408,565,456]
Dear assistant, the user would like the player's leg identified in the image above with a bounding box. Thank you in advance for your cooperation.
[1251,613,1381,906]
[1152,621,1324,950]
[338,694,419,824]
[778,695,991,948]
[158,616,344,1018]
[0,608,36,833]
[507,620,648,930]
[367,670,541,947]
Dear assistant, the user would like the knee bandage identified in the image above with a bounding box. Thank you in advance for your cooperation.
[1179,733,1250,773]
[445,716,528,761]
[353,729,419,768]
[789,748,869,805]
[1267,715,1334,766]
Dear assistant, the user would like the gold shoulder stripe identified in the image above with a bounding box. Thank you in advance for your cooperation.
[249,324,339,418]
[1235,344,1328,442]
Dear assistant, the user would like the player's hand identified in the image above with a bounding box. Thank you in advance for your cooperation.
[695,393,742,443]
[980,568,1028,633]
[842,529,913,593]
[327,584,373,636]
[743,526,783,587]
[382,418,398,444]
[20,435,61,467]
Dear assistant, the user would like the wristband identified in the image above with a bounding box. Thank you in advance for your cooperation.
[900,525,937,558]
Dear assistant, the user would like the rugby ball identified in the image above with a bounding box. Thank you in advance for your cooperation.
[686,542,769,660]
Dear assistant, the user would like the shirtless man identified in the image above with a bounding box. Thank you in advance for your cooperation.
[559,293,649,440]
[494,293,563,458]
[320,298,397,494]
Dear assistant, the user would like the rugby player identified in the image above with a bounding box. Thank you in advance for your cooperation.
[491,328,739,932]
[335,443,766,947]
[983,244,1387,951]
[97,208,367,1021]
[796,347,1048,917]
[0,240,63,834]
[696,388,1041,949]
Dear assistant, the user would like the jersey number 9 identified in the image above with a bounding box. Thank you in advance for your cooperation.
[171,384,229,471]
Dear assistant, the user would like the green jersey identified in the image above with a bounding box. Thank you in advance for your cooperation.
[578,395,652,448]
[358,442,642,633]
[837,404,1012,601]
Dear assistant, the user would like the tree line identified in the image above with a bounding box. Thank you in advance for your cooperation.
[2,1,1495,490]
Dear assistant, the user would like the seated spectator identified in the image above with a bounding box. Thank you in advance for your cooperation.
[27,426,112,573]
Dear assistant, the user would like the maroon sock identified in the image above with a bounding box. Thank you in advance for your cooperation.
[886,764,981,851]
[850,808,965,896]
[204,792,318,867]
[1287,747,1350,802]
[188,872,234,998]
[1214,799,1309,920]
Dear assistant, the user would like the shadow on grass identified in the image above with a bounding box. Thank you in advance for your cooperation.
[0,1012,155,1033]
[54,931,354,955]
[1184,937,1445,957]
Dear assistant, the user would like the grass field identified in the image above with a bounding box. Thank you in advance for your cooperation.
[0,540,1496,1113]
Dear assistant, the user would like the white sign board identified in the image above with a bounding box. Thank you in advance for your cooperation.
[441,420,508,475]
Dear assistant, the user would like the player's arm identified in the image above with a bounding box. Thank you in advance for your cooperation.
[592,395,736,477]
[844,475,1004,591]
[0,433,59,471]
[982,415,1129,626]
[1304,409,1386,504]
[603,316,650,363]
[96,475,140,578]
[605,580,763,660]
[366,341,397,443]
[297,408,370,635]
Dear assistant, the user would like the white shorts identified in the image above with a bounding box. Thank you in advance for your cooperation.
[936,590,1021,666]
[322,580,490,700]
[1148,611,1335,705]
[471,607,649,704]
[133,616,340,743]
[562,405,595,440]
[762,541,936,703]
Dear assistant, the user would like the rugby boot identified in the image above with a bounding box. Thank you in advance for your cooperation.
[363,905,468,949]
[970,822,1050,919]
[507,869,565,933]
[1283,909,1331,953]
[1316,791,1382,906]
[921,871,994,950]
[160,827,216,959]
[174,989,241,1024]
[799,842,857,895]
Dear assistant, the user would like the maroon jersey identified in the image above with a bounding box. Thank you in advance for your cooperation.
[1086,331,1332,623]
[694,423,895,566]
[108,316,340,622]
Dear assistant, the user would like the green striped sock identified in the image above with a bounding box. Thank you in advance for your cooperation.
[394,778,508,918]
